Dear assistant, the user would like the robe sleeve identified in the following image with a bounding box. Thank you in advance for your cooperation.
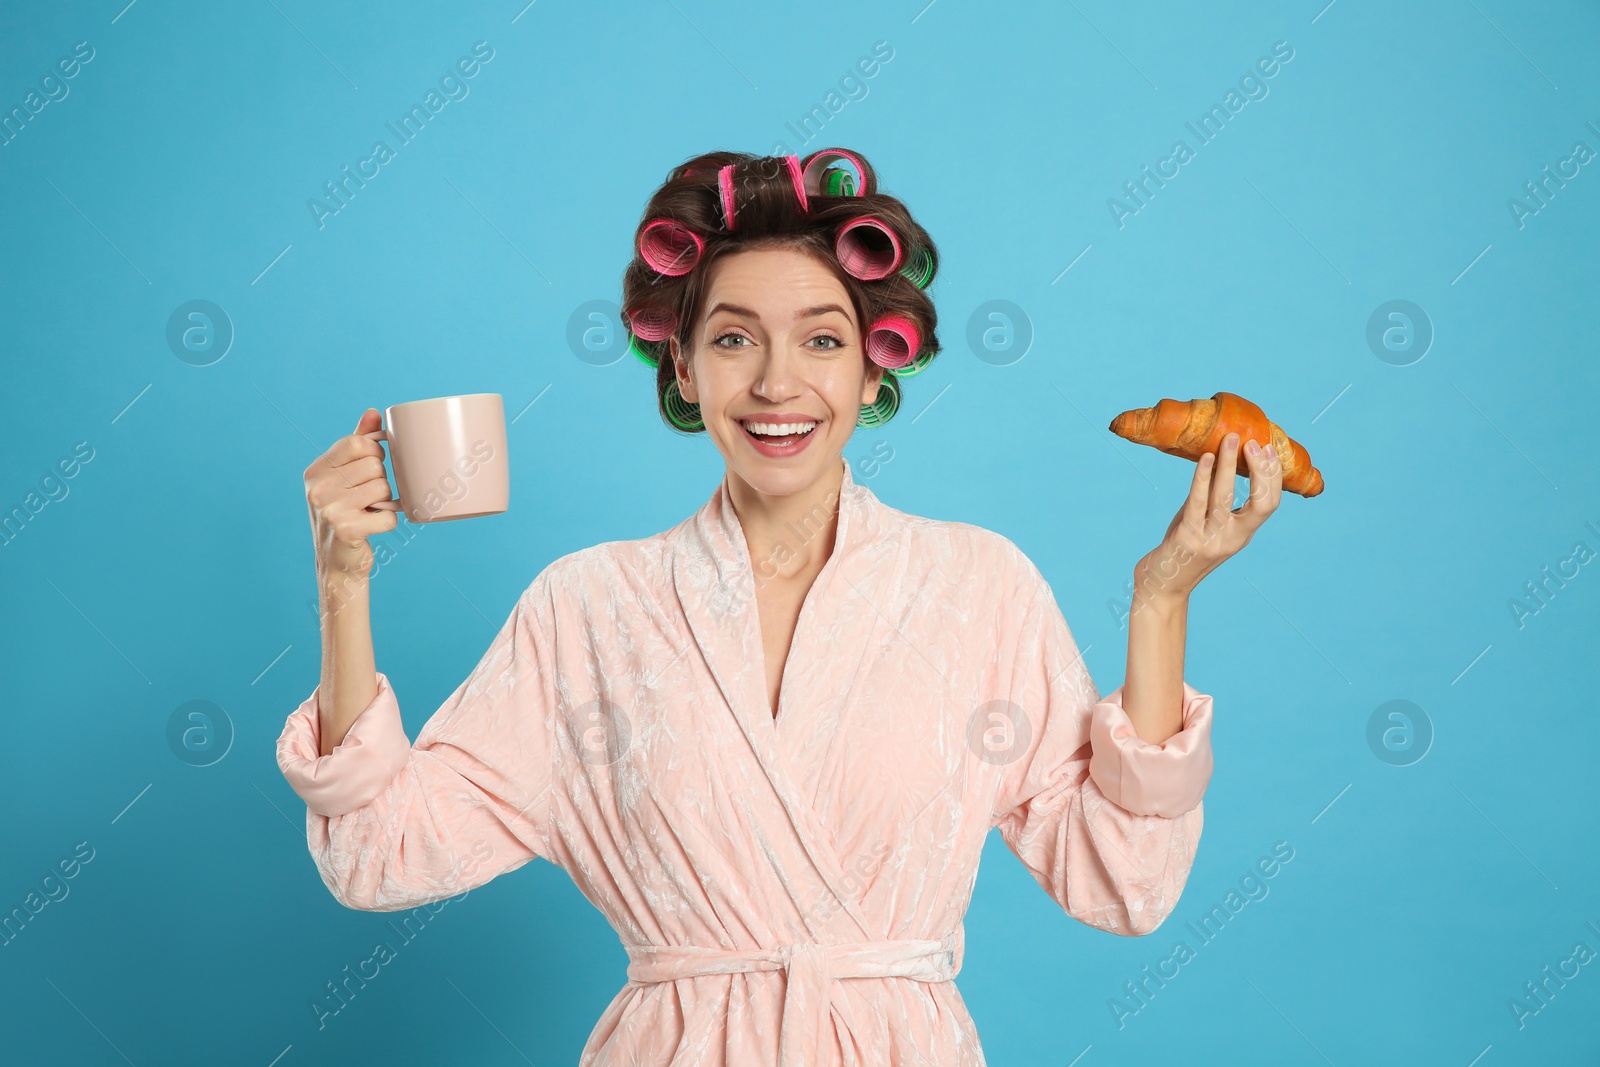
[275,573,560,912]
[991,573,1214,936]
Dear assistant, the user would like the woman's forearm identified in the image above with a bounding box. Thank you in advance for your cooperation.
[1121,558,1189,745]
[316,569,379,757]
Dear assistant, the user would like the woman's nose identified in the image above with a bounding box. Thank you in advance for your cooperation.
[752,346,803,400]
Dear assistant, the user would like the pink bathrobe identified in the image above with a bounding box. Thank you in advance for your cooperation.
[277,455,1214,1066]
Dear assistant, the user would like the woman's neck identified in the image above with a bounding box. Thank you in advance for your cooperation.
[726,457,845,585]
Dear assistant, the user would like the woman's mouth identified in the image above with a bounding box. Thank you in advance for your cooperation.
[738,418,819,457]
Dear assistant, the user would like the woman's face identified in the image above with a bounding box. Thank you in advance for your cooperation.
[672,246,883,499]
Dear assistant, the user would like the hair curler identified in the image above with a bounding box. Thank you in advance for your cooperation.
[717,164,738,231]
[801,148,873,198]
[719,156,808,230]
[888,349,934,379]
[836,216,903,281]
[638,218,704,276]
[782,154,809,213]
[662,377,704,431]
[865,314,921,369]
[630,334,663,368]
[858,373,901,428]
[900,245,936,289]
[628,306,677,342]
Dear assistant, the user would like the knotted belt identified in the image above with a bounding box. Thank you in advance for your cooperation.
[625,929,962,1066]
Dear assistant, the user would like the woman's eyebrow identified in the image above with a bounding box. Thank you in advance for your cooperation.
[707,302,851,321]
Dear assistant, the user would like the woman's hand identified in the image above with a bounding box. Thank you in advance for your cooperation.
[304,408,398,579]
[1133,431,1281,606]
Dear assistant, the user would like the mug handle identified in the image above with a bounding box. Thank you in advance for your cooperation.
[361,428,404,512]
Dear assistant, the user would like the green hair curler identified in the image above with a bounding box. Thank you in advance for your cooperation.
[887,350,934,379]
[662,377,704,431]
[857,373,901,428]
[899,245,936,289]
[630,333,662,369]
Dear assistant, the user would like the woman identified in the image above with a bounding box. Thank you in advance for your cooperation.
[278,148,1282,1065]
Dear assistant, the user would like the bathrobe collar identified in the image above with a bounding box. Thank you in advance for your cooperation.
[671,454,907,940]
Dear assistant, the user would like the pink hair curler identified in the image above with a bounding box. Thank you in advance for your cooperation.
[628,305,677,342]
[720,156,808,229]
[836,216,903,280]
[638,218,703,276]
[801,148,872,198]
[718,164,739,231]
[866,314,921,369]
[782,154,809,212]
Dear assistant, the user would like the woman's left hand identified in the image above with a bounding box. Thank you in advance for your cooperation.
[1135,431,1282,603]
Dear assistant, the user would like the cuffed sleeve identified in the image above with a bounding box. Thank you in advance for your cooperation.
[991,572,1211,937]
[1088,682,1213,818]
[276,672,412,818]
[274,573,560,912]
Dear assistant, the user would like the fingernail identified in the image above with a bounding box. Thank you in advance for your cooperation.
[1246,440,1261,455]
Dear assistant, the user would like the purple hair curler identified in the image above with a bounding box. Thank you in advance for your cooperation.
[866,314,921,370]
[629,306,677,342]
[836,216,903,280]
[638,218,704,276]
[801,148,872,198]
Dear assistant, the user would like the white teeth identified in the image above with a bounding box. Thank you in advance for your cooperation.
[742,420,816,436]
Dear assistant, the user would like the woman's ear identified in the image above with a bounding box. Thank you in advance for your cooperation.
[861,361,884,405]
[671,336,698,403]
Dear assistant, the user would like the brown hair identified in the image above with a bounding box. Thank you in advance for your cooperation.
[620,149,941,434]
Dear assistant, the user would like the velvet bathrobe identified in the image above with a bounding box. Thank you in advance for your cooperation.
[277,455,1215,1066]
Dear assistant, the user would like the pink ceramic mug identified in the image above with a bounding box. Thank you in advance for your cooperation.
[362,393,509,523]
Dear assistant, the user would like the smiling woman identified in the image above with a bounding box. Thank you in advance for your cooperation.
[279,145,1223,1067]
[620,149,941,438]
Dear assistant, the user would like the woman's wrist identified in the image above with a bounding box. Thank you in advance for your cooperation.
[1132,554,1193,611]
[317,564,370,625]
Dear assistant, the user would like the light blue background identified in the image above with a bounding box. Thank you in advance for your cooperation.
[2,1,1597,1063]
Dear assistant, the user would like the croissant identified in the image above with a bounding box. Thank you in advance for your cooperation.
[1108,391,1324,497]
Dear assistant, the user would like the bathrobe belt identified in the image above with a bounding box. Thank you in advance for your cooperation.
[625,930,961,1066]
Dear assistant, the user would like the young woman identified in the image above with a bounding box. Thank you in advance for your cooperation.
[278,148,1282,1065]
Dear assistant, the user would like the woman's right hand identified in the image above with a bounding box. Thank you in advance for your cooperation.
[304,408,398,578]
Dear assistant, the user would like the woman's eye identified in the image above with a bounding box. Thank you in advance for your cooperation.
[711,332,843,350]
